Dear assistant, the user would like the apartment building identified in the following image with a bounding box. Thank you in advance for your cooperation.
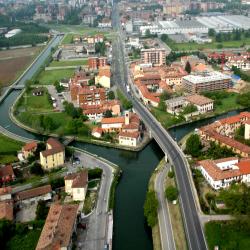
[88,56,108,70]
[182,71,232,93]
[140,48,166,66]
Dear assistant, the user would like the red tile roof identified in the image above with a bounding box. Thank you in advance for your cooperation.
[185,94,214,106]
[0,200,13,221]
[101,117,125,124]
[64,170,88,188]
[0,165,14,178]
[36,204,79,250]
[119,131,140,139]
[23,141,38,152]
[41,138,64,158]
[16,185,52,201]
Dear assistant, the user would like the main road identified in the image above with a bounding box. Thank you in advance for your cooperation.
[112,3,207,250]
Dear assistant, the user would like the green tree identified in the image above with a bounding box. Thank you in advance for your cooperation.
[208,28,216,37]
[182,104,198,114]
[144,190,158,227]
[168,171,175,178]
[108,91,115,100]
[185,134,202,157]
[185,61,192,74]
[36,200,49,220]
[165,185,179,201]
[30,162,44,176]
[103,109,113,118]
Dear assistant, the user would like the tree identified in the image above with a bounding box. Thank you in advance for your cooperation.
[108,91,115,100]
[165,185,179,202]
[168,171,175,178]
[185,134,202,157]
[185,61,192,74]
[54,81,64,93]
[36,200,49,220]
[30,162,44,176]
[103,109,113,118]
[182,104,198,114]
[208,28,216,37]
[144,190,158,227]
[160,91,171,101]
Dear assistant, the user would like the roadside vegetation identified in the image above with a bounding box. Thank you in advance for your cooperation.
[116,89,133,110]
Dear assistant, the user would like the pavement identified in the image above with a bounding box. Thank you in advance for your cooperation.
[111,3,208,250]
[155,164,176,250]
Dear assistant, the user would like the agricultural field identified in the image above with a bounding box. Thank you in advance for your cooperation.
[36,68,75,85]
[0,46,43,88]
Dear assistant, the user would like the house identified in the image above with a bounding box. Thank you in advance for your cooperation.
[36,204,79,250]
[95,66,111,88]
[185,94,214,113]
[64,170,88,201]
[22,141,38,159]
[226,56,250,71]
[0,200,13,221]
[40,138,65,170]
[15,185,52,206]
[118,131,141,147]
[32,88,44,96]
[166,96,186,114]
[0,165,15,184]
[198,157,250,190]
[92,127,103,138]
[245,120,250,140]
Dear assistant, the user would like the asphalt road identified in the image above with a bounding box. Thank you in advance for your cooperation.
[111,3,207,250]
[155,164,176,250]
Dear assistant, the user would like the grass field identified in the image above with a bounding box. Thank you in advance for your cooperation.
[0,46,43,87]
[0,134,24,164]
[22,88,53,113]
[36,68,75,84]
[168,38,250,51]
[205,221,250,250]
[49,59,88,67]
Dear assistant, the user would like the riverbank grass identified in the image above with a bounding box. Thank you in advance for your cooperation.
[205,221,250,250]
[0,134,24,164]
[36,68,75,85]
[165,170,188,250]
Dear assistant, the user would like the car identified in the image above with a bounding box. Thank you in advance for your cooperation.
[77,223,86,229]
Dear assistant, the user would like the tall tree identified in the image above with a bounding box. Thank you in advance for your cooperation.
[185,61,192,74]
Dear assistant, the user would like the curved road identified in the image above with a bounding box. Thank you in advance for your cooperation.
[112,3,207,250]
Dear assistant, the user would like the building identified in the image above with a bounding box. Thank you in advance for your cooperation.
[15,185,52,206]
[95,66,111,88]
[141,48,166,66]
[199,112,250,157]
[22,141,38,159]
[245,120,250,140]
[226,56,250,71]
[166,96,186,114]
[0,200,13,221]
[198,157,250,190]
[118,131,141,147]
[0,187,12,201]
[91,127,103,138]
[88,57,108,70]
[64,170,88,201]
[36,204,79,250]
[182,71,232,93]
[40,138,65,170]
[0,165,15,184]
[185,94,214,113]
[160,66,187,87]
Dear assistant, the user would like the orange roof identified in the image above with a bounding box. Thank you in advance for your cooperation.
[237,160,250,175]
[99,66,111,78]
[0,165,14,178]
[36,204,79,250]
[0,187,12,196]
[101,117,125,124]
[185,94,214,106]
[92,127,103,134]
[119,131,140,139]
[64,170,88,188]
[41,138,64,158]
[23,141,38,152]
[0,200,13,221]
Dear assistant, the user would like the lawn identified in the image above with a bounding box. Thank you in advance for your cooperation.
[0,134,24,164]
[151,108,185,129]
[22,88,53,113]
[205,221,250,250]
[168,38,250,51]
[50,59,88,67]
[36,68,75,84]
[214,93,242,114]
[61,33,74,44]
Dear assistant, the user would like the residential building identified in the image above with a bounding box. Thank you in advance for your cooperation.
[36,204,79,250]
[0,187,12,201]
[22,141,38,159]
[199,112,250,157]
[64,170,88,201]
[166,96,186,114]
[118,131,141,147]
[226,56,250,71]
[140,48,166,66]
[185,94,214,113]
[182,71,232,93]
[88,57,108,70]
[0,165,15,184]
[40,138,65,170]
[198,157,250,190]
[245,120,250,140]
[15,185,52,206]
[95,66,111,88]
[91,127,103,138]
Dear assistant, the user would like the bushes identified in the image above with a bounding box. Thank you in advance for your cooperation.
[88,168,103,180]
[144,190,158,227]
[30,162,44,176]
[117,89,133,110]
[185,134,202,157]
[165,185,179,202]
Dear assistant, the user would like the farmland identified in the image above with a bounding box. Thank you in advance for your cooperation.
[0,46,43,88]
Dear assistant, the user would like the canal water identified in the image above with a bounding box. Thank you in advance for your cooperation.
[0,89,248,250]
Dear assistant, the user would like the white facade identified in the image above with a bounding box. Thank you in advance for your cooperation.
[72,187,87,201]
[101,122,123,131]
[194,102,214,113]
[119,135,140,147]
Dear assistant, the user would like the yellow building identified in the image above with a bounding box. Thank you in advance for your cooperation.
[40,138,65,170]
[95,66,111,88]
